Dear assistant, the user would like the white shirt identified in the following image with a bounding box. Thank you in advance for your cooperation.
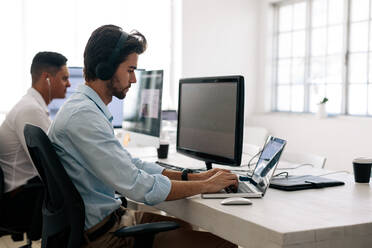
[0,88,50,192]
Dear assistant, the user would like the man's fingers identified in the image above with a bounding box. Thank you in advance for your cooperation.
[222,172,238,180]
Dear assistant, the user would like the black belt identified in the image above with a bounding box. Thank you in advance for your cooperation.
[84,208,126,243]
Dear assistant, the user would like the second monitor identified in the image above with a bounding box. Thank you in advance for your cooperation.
[177,75,245,170]
[122,70,163,148]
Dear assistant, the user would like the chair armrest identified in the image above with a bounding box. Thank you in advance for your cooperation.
[113,221,180,238]
[23,178,43,190]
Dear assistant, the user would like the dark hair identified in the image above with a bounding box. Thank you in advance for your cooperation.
[83,24,147,82]
[30,51,67,83]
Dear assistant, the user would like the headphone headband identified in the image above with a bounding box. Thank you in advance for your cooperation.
[106,31,129,66]
[95,31,129,80]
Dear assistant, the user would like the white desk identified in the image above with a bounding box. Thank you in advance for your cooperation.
[140,152,372,248]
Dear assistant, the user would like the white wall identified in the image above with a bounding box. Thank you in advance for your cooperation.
[179,0,259,115]
[180,0,372,172]
[247,114,372,172]
[248,0,372,172]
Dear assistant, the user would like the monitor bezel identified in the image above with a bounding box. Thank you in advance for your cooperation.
[176,75,245,167]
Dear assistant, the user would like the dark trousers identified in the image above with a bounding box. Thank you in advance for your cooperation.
[0,177,44,240]
[83,207,237,248]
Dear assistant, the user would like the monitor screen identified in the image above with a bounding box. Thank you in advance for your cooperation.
[177,76,244,168]
[122,70,163,147]
[48,67,124,128]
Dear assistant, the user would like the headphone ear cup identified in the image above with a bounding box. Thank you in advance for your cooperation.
[96,62,114,81]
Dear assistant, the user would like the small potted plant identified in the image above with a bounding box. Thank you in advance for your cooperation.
[317,97,328,118]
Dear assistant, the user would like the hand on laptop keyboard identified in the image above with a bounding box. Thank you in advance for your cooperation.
[224,185,238,193]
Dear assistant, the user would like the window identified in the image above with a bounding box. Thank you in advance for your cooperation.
[348,0,372,115]
[273,0,372,116]
[0,0,172,119]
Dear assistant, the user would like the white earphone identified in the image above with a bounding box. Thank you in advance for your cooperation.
[46,77,51,103]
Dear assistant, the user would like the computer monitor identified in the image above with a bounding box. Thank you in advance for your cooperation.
[177,75,245,170]
[48,67,124,128]
[122,70,163,148]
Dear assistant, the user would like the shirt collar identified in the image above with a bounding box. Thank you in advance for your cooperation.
[28,88,49,115]
[76,84,113,123]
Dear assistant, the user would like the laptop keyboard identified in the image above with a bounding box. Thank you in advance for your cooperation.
[237,182,254,193]
[224,182,254,194]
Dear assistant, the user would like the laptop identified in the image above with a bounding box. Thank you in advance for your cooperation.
[201,136,286,199]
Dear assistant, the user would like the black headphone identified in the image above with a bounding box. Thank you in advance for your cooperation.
[95,31,129,80]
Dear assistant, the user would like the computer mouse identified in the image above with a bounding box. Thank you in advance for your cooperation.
[220,197,252,205]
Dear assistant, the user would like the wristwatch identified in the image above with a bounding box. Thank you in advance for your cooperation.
[181,169,193,181]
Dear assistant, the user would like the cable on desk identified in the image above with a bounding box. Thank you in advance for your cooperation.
[273,171,289,178]
[244,149,263,170]
[276,163,315,170]
[316,171,350,177]
[273,170,350,180]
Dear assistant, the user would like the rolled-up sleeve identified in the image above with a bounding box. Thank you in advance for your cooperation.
[123,149,165,175]
[61,109,171,205]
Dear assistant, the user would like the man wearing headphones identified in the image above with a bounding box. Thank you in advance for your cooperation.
[0,52,70,234]
[48,25,237,248]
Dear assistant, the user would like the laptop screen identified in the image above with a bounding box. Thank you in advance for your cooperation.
[251,137,286,194]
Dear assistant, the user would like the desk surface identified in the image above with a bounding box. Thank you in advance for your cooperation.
[141,152,372,248]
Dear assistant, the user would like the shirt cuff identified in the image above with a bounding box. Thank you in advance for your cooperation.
[133,159,164,175]
[144,175,171,205]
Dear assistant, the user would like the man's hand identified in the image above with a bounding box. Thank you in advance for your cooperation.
[193,168,231,181]
[165,170,238,200]
[202,171,238,193]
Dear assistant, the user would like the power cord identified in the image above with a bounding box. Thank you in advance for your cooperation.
[274,164,314,178]
[273,170,350,179]
[245,149,263,170]
[230,149,264,177]
[315,171,350,177]
[273,171,289,178]
[276,163,315,170]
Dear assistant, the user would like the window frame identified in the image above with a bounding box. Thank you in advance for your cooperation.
[271,0,368,116]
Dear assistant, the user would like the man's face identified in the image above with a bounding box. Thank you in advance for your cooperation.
[108,53,138,100]
[51,65,70,99]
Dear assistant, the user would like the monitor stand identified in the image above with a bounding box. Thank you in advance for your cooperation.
[205,162,212,170]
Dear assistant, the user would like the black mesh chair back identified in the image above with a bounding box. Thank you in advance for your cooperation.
[0,166,4,199]
[24,124,85,248]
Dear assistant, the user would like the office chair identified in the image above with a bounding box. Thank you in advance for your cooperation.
[23,124,179,248]
[0,166,43,248]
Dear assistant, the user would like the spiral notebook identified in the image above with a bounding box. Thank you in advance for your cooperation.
[269,175,344,191]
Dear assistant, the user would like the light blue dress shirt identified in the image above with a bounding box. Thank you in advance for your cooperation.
[48,84,171,229]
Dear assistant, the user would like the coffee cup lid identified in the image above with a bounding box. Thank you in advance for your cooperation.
[353,157,372,164]
[160,140,169,145]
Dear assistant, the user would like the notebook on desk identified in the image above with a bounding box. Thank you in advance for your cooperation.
[202,136,287,199]
[269,175,345,191]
